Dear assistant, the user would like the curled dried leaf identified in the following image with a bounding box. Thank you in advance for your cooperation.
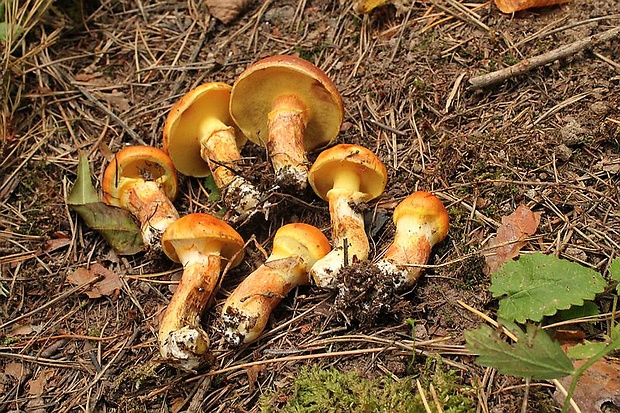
[494,0,569,13]
[205,0,253,23]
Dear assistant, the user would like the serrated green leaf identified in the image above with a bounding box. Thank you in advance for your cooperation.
[66,153,99,205]
[465,324,574,379]
[490,253,607,323]
[204,174,221,202]
[568,341,607,360]
[555,301,600,321]
[609,258,620,293]
[70,203,144,255]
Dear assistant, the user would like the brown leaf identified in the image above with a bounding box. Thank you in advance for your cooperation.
[66,263,123,298]
[494,0,569,13]
[245,364,266,392]
[43,238,71,253]
[205,0,253,23]
[555,358,620,411]
[4,362,27,381]
[28,369,54,395]
[484,205,541,274]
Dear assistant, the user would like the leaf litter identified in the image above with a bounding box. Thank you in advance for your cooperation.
[1,0,620,411]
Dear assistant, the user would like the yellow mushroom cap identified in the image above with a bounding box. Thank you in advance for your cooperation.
[101,145,178,206]
[271,223,331,265]
[308,143,387,201]
[161,213,245,266]
[230,55,344,150]
[163,82,246,177]
[393,191,450,244]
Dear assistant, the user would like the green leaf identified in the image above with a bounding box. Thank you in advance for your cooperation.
[568,341,607,360]
[66,153,99,205]
[67,154,144,255]
[204,174,221,202]
[609,258,620,293]
[490,253,607,323]
[465,324,574,379]
[70,203,144,255]
[555,301,600,321]
[0,22,8,41]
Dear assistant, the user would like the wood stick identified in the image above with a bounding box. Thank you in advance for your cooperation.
[469,26,620,89]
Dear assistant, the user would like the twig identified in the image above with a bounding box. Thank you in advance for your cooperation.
[0,275,103,330]
[469,26,620,89]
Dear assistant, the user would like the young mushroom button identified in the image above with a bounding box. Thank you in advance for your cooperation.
[375,191,449,290]
[221,223,330,345]
[230,55,344,190]
[101,145,179,250]
[163,82,262,221]
[158,213,245,371]
[308,144,387,289]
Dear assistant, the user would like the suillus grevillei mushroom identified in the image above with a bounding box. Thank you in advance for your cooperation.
[163,82,262,221]
[101,145,179,249]
[158,213,245,370]
[375,191,449,290]
[221,223,330,345]
[308,144,387,288]
[230,55,344,190]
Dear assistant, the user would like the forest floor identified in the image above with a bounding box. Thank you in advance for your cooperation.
[1,0,619,412]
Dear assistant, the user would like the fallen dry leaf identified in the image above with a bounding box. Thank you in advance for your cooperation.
[555,358,620,411]
[11,324,43,336]
[4,362,27,381]
[205,0,253,23]
[66,263,123,298]
[245,364,266,392]
[494,0,569,13]
[28,369,55,396]
[484,204,541,274]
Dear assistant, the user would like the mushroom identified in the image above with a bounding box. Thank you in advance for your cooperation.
[230,55,344,190]
[375,191,449,290]
[163,82,262,221]
[101,145,179,249]
[221,223,330,345]
[159,213,245,370]
[307,144,387,288]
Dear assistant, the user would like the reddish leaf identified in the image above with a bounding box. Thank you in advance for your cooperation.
[66,263,122,298]
[484,205,541,275]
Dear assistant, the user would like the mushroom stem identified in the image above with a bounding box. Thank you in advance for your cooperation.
[267,95,309,189]
[376,222,433,289]
[221,256,306,345]
[375,191,449,290]
[200,125,262,218]
[119,180,179,247]
[158,250,221,370]
[200,125,243,189]
[221,222,330,345]
[310,188,369,288]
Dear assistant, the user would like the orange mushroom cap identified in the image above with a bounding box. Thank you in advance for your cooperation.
[163,82,246,178]
[230,55,344,151]
[101,145,178,205]
[161,213,245,266]
[392,191,450,246]
[308,143,387,201]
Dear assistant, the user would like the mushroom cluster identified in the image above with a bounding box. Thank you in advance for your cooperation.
[86,54,449,371]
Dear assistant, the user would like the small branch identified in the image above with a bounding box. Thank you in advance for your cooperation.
[469,26,620,89]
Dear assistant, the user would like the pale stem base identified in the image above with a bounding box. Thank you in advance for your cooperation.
[158,253,221,371]
[221,256,306,345]
[310,189,369,288]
